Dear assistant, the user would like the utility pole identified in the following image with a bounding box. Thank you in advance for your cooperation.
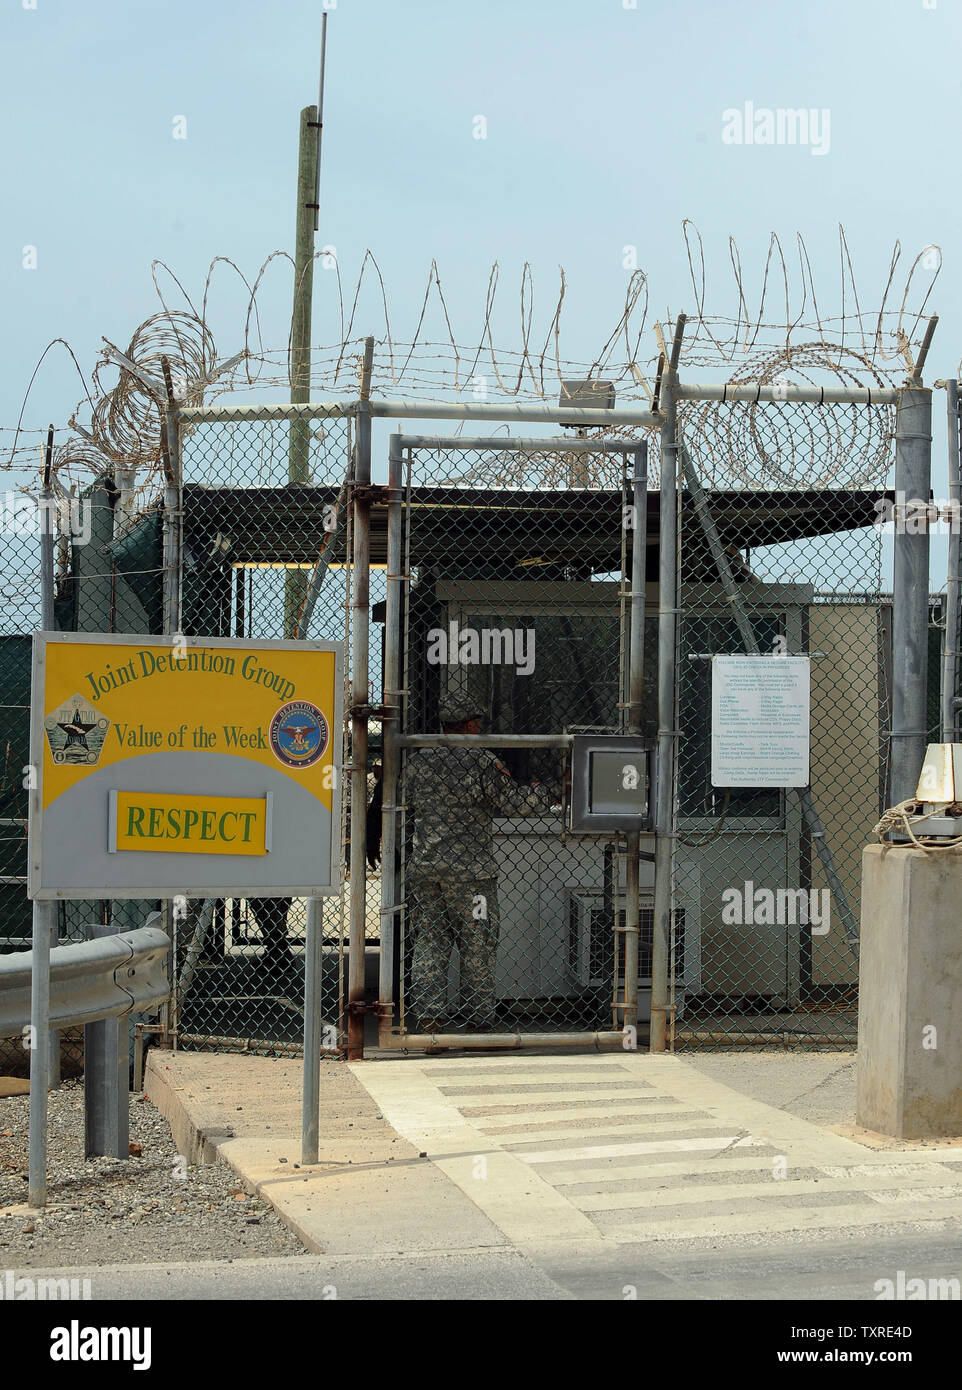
[290,12,330,1160]
[285,11,328,637]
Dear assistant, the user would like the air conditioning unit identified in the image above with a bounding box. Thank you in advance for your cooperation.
[566,866,700,1021]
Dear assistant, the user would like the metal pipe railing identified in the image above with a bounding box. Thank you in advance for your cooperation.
[942,381,961,742]
[677,382,899,406]
[347,340,374,1061]
[369,400,661,427]
[377,438,405,1045]
[378,1030,628,1051]
[889,387,933,803]
[651,318,686,1053]
[391,435,648,453]
[174,379,899,430]
[622,441,649,1038]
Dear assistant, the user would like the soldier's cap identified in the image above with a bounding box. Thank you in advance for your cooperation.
[439,695,485,725]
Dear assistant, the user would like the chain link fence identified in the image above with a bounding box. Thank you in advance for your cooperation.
[0,479,154,1076]
[669,392,901,1047]
[169,409,354,1055]
[1,380,942,1061]
[0,408,356,1072]
[385,437,652,1039]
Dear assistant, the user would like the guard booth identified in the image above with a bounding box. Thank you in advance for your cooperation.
[374,433,885,1049]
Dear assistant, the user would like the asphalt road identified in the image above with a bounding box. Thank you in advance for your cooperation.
[16,1228,962,1300]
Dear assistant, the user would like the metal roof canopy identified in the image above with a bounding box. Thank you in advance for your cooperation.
[183,481,894,571]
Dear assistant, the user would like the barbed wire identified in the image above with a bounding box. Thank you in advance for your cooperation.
[2,225,941,499]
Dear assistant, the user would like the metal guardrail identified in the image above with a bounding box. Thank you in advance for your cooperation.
[0,920,171,1039]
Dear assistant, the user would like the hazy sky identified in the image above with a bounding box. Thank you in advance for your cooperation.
[2,0,959,474]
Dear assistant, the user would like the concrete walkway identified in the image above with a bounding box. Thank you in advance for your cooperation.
[145,1048,962,1269]
[144,1050,553,1284]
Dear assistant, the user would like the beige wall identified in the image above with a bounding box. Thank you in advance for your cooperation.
[809,603,883,985]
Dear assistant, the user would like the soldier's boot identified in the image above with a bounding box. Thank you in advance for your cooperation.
[263,940,296,967]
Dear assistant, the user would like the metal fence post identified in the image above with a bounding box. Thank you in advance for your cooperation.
[29,467,57,1202]
[39,427,61,1089]
[27,898,53,1207]
[890,386,932,804]
[163,407,183,636]
[622,442,649,1037]
[301,895,322,1163]
[652,322,685,1052]
[161,405,182,1049]
[942,381,961,742]
[377,436,404,1044]
[84,924,129,1160]
[348,342,374,1060]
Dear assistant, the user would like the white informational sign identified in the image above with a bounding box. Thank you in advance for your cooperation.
[711,655,810,788]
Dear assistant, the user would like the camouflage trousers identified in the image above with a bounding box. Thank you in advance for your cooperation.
[408,875,500,1025]
[248,898,292,951]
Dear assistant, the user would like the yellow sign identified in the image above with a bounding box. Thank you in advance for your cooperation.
[110,791,271,857]
[30,634,343,900]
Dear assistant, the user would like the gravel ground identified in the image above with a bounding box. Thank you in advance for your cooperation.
[0,1080,306,1268]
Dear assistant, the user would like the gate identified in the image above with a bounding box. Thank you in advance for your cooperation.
[376,431,660,1048]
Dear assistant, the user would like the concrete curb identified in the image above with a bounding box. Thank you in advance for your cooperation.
[143,1050,516,1261]
[145,1052,237,1165]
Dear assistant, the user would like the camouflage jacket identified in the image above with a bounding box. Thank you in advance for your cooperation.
[405,747,557,880]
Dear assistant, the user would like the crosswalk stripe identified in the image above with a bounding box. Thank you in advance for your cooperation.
[449,1090,668,1110]
[601,1197,962,1243]
[546,1155,781,1184]
[474,1109,711,1136]
[499,1120,737,1146]
[518,1135,767,1164]
[572,1172,962,1212]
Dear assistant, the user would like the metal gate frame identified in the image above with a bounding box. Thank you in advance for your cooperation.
[165,361,925,1059]
[376,432,651,1052]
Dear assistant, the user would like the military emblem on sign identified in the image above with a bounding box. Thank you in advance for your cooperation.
[44,693,110,766]
[269,700,328,769]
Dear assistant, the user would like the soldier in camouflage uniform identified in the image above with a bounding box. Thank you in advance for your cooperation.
[250,897,294,970]
[405,695,558,1030]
